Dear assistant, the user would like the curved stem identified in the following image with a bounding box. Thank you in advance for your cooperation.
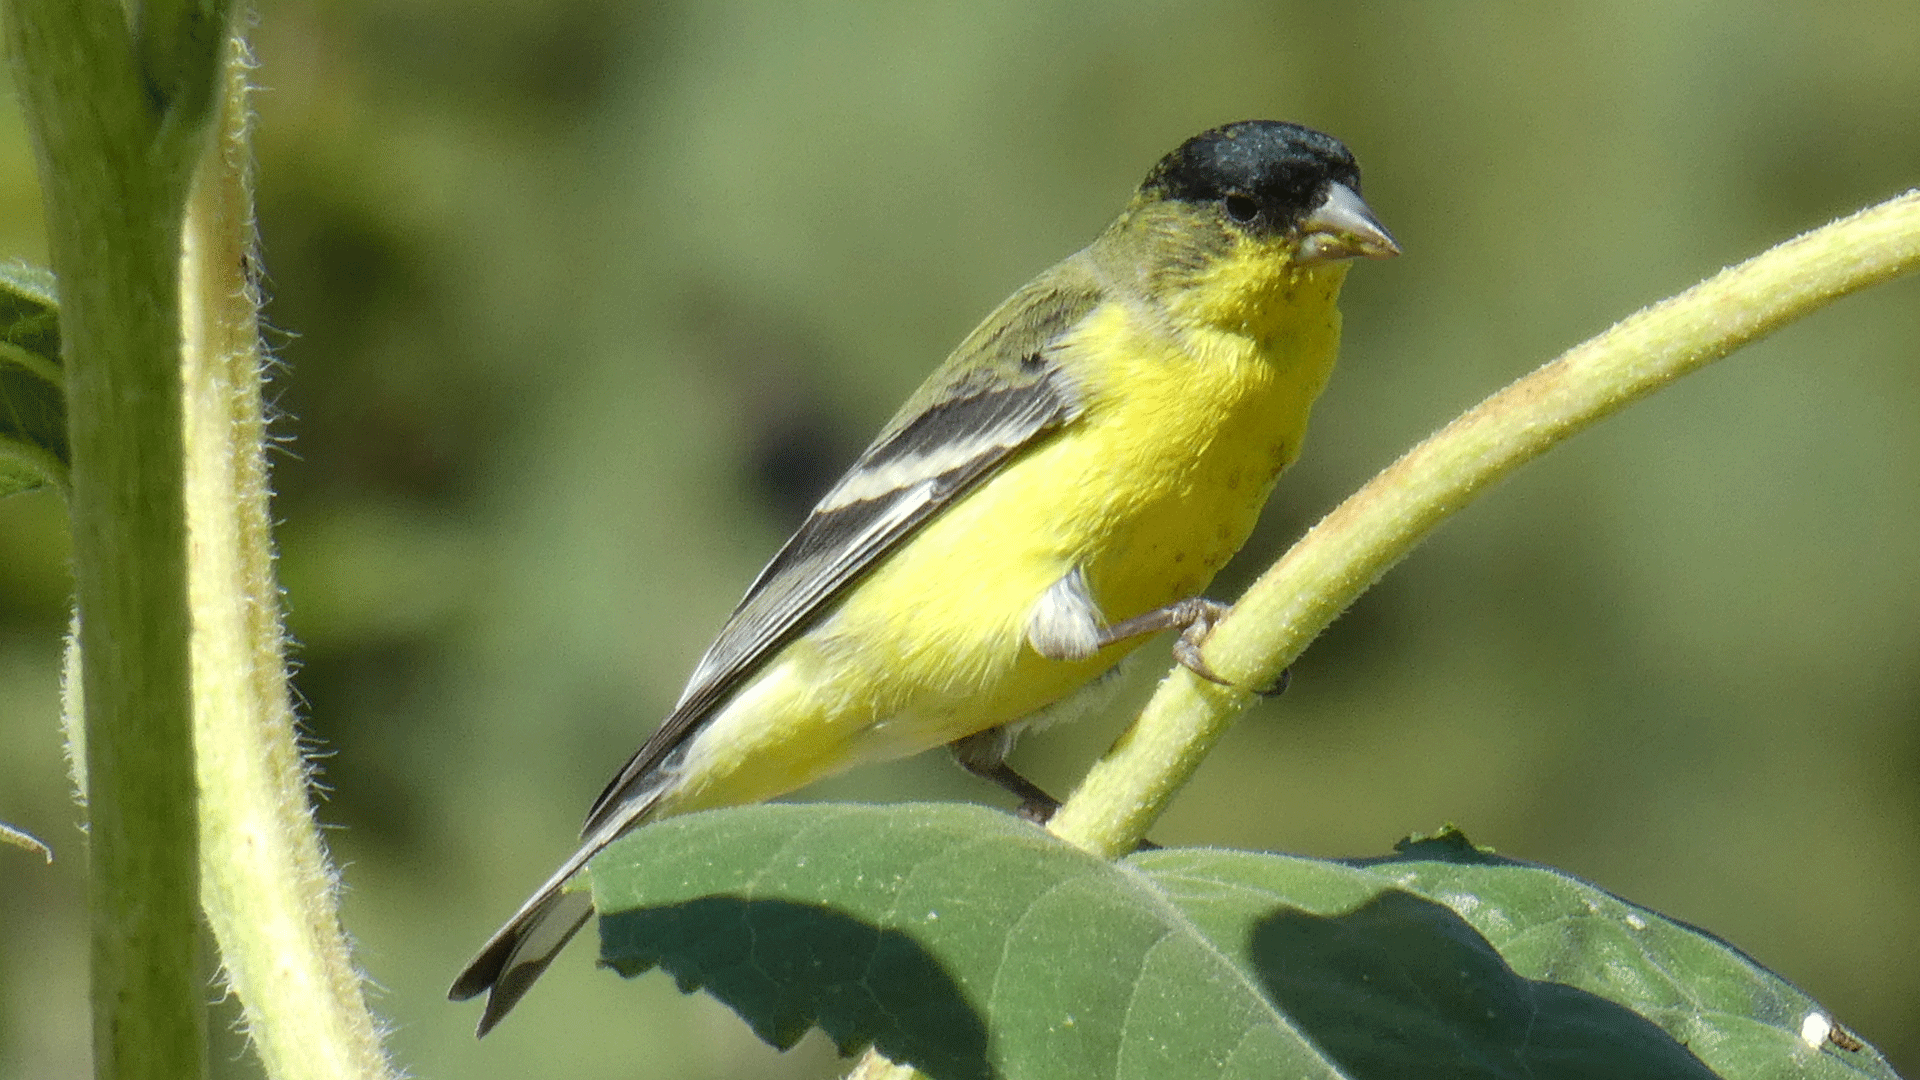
[1047,189,1920,859]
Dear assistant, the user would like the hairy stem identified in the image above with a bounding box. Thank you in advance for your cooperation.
[182,29,398,1080]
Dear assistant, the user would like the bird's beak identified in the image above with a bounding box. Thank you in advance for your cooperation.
[1296,182,1400,264]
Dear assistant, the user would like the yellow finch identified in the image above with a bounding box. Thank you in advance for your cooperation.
[451,119,1397,1034]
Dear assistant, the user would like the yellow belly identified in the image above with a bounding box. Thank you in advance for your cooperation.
[662,286,1343,813]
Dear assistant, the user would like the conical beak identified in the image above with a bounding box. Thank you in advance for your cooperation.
[1296,182,1400,264]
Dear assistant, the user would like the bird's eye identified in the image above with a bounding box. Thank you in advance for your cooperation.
[1223,193,1260,223]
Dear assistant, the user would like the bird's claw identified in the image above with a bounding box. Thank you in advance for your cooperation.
[1170,600,1232,685]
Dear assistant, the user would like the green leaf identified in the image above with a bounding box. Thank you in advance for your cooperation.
[592,804,1898,1080]
[1144,829,1895,1080]
[0,261,67,497]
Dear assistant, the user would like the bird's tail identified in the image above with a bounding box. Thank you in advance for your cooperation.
[449,795,660,1035]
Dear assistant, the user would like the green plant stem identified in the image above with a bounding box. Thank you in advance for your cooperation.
[2,0,234,1075]
[1047,189,1920,860]
[182,30,398,1080]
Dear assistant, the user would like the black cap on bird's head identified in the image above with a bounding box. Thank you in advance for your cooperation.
[1141,120,1399,263]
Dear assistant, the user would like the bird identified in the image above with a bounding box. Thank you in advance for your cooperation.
[450,119,1398,1035]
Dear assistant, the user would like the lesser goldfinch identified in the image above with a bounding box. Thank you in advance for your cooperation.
[451,119,1397,1034]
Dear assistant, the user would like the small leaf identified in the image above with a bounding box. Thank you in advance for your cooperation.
[0,261,67,497]
[591,805,1900,1080]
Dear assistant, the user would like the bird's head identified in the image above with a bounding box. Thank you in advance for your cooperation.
[1105,120,1399,332]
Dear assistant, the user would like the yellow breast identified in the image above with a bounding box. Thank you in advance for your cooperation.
[665,262,1350,811]
[1056,285,1343,619]
[818,269,1344,732]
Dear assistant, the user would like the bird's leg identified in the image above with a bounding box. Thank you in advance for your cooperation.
[951,726,1163,852]
[948,727,1061,824]
[1098,598,1296,695]
[1097,597,1233,686]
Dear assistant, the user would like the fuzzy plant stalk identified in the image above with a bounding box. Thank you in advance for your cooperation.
[180,29,399,1080]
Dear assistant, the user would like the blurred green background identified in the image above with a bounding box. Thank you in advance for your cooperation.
[3,1,1918,1077]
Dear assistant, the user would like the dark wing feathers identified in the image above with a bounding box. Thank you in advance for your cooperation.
[581,268,1102,835]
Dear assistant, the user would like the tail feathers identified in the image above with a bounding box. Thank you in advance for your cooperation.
[451,799,657,1035]
[454,888,594,1036]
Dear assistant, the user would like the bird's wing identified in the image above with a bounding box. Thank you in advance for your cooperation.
[581,268,1103,835]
